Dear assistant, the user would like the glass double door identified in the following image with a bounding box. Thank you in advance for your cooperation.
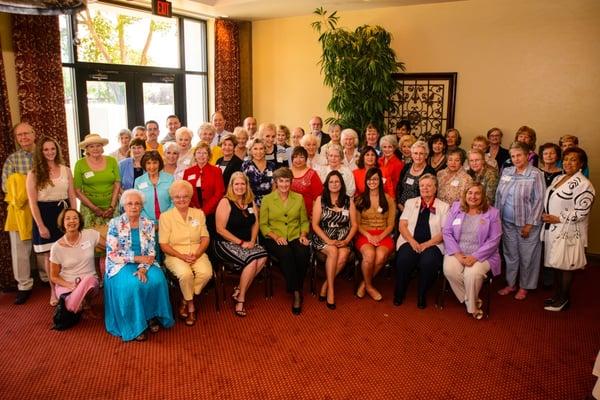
[75,69,184,155]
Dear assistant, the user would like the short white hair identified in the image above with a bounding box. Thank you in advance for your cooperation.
[163,141,180,153]
[300,133,320,148]
[379,134,398,148]
[340,128,358,146]
[120,189,145,207]
[175,127,193,140]
[411,140,429,156]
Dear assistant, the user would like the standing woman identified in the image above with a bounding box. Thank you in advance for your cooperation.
[216,134,243,187]
[427,134,447,173]
[162,142,179,175]
[354,146,387,198]
[538,143,562,187]
[134,151,173,225]
[276,125,291,148]
[73,134,121,229]
[119,138,146,191]
[174,127,194,179]
[355,168,396,302]
[317,144,356,197]
[109,128,132,162]
[183,142,225,234]
[319,123,342,159]
[26,136,77,306]
[105,189,175,341]
[233,127,249,161]
[395,140,436,212]
[542,148,595,311]
[259,123,287,168]
[436,149,473,205]
[495,141,545,300]
[444,128,466,162]
[214,172,268,317]
[290,146,323,219]
[341,128,360,171]
[300,134,325,169]
[260,168,311,315]
[378,135,404,198]
[398,135,416,164]
[442,182,502,319]
[503,126,539,168]
[241,139,276,206]
[466,149,499,206]
[311,171,358,309]
[487,128,510,169]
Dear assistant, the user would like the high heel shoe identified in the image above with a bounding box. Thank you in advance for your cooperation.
[326,302,336,310]
[292,292,303,315]
[544,298,570,312]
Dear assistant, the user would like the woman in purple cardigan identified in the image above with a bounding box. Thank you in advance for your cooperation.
[442,182,502,319]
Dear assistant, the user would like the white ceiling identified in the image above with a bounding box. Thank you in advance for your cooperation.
[118,0,460,20]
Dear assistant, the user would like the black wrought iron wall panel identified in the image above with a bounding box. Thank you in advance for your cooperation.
[386,72,457,141]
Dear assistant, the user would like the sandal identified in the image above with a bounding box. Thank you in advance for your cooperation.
[475,298,483,309]
[135,333,147,341]
[356,282,366,299]
[232,286,241,301]
[497,286,516,296]
[149,319,160,333]
[514,288,528,300]
[50,298,59,307]
[185,311,196,326]
[472,309,484,320]
[234,300,247,317]
[178,301,188,319]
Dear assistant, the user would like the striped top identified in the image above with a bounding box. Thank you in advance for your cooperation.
[495,165,545,226]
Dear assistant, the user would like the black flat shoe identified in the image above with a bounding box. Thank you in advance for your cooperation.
[318,295,326,302]
[14,290,32,305]
[326,302,336,310]
[292,305,302,315]
[544,298,570,312]
[417,297,427,309]
[393,298,403,307]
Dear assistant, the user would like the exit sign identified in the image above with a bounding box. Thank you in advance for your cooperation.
[152,0,172,18]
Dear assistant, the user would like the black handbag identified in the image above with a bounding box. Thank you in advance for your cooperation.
[52,292,81,331]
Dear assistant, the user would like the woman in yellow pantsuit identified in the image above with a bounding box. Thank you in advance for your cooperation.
[159,180,212,326]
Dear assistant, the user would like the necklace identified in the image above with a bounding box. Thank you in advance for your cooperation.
[64,232,81,247]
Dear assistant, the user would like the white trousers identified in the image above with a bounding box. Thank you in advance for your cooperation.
[9,231,33,291]
[443,255,490,314]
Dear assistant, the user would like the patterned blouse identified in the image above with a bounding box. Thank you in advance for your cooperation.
[241,159,276,206]
[468,165,499,205]
[291,168,323,218]
[436,168,473,205]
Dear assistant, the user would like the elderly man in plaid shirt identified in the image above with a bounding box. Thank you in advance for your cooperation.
[2,122,36,304]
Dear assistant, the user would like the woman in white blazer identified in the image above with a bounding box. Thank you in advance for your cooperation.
[393,173,449,309]
[542,147,595,312]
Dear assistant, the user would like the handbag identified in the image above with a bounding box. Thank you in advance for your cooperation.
[548,220,586,270]
[52,293,81,331]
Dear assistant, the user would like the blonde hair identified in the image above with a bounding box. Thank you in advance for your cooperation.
[399,135,416,148]
[169,179,194,198]
[192,142,212,160]
[460,182,489,213]
[225,172,254,204]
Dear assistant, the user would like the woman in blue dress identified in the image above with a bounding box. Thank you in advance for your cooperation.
[104,189,174,342]
[241,138,276,206]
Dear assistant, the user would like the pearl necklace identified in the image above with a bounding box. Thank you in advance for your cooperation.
[64,232,81,248]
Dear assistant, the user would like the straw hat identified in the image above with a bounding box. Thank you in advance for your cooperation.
[79,133,109,149]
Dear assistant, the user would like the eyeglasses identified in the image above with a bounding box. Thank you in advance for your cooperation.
[125,202,142,207]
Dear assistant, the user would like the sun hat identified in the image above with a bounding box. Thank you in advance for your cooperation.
[79,133,109,149]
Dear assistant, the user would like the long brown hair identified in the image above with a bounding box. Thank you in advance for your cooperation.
[32,136,65,191]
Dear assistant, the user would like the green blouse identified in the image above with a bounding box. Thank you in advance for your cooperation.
[73,156,120,209]
[259,191,309,241]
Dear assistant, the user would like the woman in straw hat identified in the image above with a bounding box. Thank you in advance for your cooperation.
[73,133,121,229]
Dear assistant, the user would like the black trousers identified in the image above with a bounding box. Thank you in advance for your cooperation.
[263,238,310,292]
[394,242,443,301]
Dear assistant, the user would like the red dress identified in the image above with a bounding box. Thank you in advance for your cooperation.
[183,163,225,216]
[379,155,404,198]
[291,168,322,219]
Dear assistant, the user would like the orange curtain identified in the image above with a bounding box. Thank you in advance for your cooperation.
[215,19,241,131]
[12,14,68,160]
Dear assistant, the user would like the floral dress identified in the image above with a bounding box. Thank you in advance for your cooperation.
[241,159,276,206]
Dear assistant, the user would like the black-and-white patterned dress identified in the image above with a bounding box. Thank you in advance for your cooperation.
[311,195,352,251]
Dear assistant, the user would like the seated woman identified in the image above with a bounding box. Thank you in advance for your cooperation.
[183,142,225,234]
[104,189,174,342]
[355,168,396,302]
[436,149,473,205]
[214,172,268,317]
[394,174,449,309]
[312,171,358,309]
[260,168,311,315]
[442,182,502,319]
[50,208,105,315]
[159,180,213,326]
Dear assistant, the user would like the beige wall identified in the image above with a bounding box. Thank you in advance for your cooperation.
[252,0,600,253]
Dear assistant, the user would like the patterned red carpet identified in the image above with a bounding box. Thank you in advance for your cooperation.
[0,264,598,400]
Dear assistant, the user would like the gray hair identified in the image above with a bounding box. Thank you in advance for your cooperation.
[120,189,145,207]
[340,128,358,146]
[198,123,215,135]
[379,134,398,148]
[325,143,343,158]
[163,141,180,153]
[175,126,193,140]
[300,133,321,148]
[118,128,131,139]
[411,140,429,156]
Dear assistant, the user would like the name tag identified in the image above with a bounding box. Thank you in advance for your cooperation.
[247,207,254,214]
[266,154,275,160]
[342,209,349,217]
[406,177,414,185]
[219,165,226,173]
[190,219,199,227]
[84,171,95,179]
[451,180,460,187]
[80,240,91,249]
[277,156,284,163]
[183,159,191,165]
[266,170,273,177]
[452,218,462,226]
[382,177,387,184]
[138,182,149,189]
[187,174,196,180]
[501,176,512,182]
[377,207,383,213]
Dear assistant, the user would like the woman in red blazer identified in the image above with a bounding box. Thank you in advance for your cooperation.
[183,142,225,234]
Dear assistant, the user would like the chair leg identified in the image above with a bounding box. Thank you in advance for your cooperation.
[214,271,220,312]
[485,276,492,318]
[309,252,317,296]
[436,276,447,309]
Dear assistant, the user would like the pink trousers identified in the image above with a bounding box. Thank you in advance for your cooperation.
[54,275,99,312]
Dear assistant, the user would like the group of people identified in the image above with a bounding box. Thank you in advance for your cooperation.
[2,114,594,342]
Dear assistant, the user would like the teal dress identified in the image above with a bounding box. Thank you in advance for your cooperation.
[104,228,174,341]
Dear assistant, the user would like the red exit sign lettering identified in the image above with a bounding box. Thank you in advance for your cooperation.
[152,0,172,18]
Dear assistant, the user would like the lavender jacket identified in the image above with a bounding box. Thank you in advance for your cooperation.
[442,201,503,276]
